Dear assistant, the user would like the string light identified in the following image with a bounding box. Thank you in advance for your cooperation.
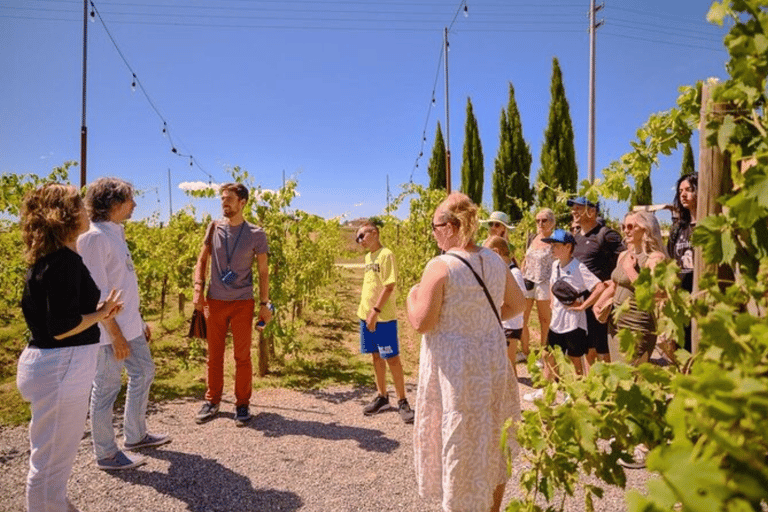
[88,0,217,183]
[463,5,469,18]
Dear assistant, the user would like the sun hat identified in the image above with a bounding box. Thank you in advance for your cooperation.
[541,228,576,245]
[480,211,514,229]
[566,196,599,210]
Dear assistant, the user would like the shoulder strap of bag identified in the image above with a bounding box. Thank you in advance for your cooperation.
[444,252,503,328]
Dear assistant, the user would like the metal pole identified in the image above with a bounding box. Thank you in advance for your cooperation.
[80,0,88,188]
[168,168,173,219]
[444,27,451,193]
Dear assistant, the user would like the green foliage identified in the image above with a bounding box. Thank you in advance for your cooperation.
[631,172,653,208]
[681,141,696,176]
[460,97,485,205]
[493,83,534,221]
[536,58,578,208]
[511,2,768,511]
[428,121,447,191]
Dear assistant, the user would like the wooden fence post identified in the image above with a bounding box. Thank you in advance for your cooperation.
[693,79,732,355]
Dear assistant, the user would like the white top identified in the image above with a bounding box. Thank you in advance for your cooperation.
[549,257,600,334]
[77,221,143,345]
[503,266,525,330]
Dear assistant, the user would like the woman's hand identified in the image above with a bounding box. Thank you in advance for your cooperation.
[98,289,124,320]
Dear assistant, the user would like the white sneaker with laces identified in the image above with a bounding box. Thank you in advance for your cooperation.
[523,389,545,402]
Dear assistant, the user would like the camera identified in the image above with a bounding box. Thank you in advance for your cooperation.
[220,269,237,285]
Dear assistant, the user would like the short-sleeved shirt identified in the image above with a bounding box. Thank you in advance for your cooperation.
[205,220,269,301]
[669,222,694,291]
[21,247,101,348]
[78,221,143,345]
[357,247,397,322]
[503,265,525,330]
[549,258,601,334]
[572,223,624,282]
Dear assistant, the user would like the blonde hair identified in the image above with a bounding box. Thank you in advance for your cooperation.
[437,192,479,248]
[537,208,555,224]
[20,184,84,265]
[483,235,509,258]
[630,211,668,257]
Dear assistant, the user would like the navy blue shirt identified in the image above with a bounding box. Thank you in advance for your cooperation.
[572,223,625,282]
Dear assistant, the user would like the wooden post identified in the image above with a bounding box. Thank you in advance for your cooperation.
[693,79,731,354]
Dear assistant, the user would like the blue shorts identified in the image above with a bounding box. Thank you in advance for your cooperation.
[359,319,399,359]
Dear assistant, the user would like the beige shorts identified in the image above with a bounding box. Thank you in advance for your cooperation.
[524,280,551,301]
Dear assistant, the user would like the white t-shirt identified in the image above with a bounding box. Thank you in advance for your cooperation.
[77,221,144,345]
[549,257,600,334]
[502,265,525,330]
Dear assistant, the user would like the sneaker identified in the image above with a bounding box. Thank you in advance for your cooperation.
[535,358,544,369]
[515,351,527,363]
[195,401,220,424]
[523,388,545,402]
[124,432,172,450]
[96,450,146,471]
[618,444,648,469]
[234,405,252,426]
[363,394,390,416]
[398,398,415,424]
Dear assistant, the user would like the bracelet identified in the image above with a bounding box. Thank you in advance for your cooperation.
[373,307,381,313]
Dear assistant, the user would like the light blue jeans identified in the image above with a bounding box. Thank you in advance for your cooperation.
[90,334,155,460]
[17,344,99,512]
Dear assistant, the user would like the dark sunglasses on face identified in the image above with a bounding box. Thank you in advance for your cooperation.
[536,218,549,224]
[431,222,448,231]
[356,231,371,243]
[488,222,503,228]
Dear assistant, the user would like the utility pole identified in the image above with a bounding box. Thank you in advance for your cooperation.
[167,168,173,219]
[80,0,88,188]
[444,27,451,193]
[588,0,604,184]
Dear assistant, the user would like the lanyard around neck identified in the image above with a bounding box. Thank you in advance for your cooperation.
[223,222,246,269]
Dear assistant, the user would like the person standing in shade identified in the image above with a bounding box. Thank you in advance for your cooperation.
[193,183,272,426]
[78,178,170,471]
[568,197,624,366]
[356,220,414,424]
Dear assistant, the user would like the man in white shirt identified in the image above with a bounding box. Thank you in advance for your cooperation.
[78,178,170,471]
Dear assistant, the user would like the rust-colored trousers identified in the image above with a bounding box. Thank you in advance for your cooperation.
[204,298,255,406]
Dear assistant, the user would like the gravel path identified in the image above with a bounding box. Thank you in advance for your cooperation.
[0,377,653,512]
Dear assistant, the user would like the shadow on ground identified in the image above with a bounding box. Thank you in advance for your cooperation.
[249,411,400,453]
[109,449,303,512]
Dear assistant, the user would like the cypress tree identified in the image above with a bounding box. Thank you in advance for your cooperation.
[427,121,447,190]
[460,97,484,205]
[493,83,533,220]
[681,141,695,176]
[631,170,653,207]
[536,57,578,207]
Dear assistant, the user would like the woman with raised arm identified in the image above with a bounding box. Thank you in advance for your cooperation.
[407,192,525,512]
[17,184,123,512]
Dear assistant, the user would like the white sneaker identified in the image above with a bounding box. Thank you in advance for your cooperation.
[535,358,544,369]
[523,389,545,402]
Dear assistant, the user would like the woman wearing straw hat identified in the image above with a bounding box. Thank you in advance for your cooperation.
[480,211,514,242]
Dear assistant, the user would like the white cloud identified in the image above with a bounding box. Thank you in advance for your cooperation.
[178,181,220,192]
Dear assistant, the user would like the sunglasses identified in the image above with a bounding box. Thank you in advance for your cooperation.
[535,218,549,224]
[488,222,504,228]
[356,231,372,243]
[431,222,449,231]
[622,223,638,232]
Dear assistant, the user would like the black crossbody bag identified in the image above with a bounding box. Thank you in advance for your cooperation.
[444,252,503,328]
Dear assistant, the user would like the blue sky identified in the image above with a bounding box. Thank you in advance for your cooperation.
[1,0,728,223]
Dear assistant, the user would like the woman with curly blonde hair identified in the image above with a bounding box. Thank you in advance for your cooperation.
[17,184,123,512]
[407,192,524,512]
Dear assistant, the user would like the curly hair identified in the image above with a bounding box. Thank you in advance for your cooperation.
[85,177,134,222]
[20,184,84,265]
[437,192,479,248]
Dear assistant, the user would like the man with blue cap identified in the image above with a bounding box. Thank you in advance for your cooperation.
[568,197,624,366]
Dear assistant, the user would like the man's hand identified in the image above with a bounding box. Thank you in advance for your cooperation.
[144,323,152,343]
[112,333,131,360]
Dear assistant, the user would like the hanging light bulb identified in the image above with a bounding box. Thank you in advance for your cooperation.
[90,9,95,21]
[463,4,468,17]
[131,73,137,93]
[432,97,436,104]
[189,156,193,167]
[171,147,177,154]
[162,122,167,137]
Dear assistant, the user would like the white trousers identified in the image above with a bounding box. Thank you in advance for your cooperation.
[17,344,98,512]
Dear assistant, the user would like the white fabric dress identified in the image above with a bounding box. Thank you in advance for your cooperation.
[414,247,521,512]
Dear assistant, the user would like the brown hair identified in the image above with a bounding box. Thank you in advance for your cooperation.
[437,192,479,248]
[20,184,84,265]
[85,177,134,222]
[220,182,249,202]
[483,235,509,258]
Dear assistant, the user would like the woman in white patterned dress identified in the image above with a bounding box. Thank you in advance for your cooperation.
[406,192,525,512]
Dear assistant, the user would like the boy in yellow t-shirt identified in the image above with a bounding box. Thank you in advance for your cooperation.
[355,220,413,424]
